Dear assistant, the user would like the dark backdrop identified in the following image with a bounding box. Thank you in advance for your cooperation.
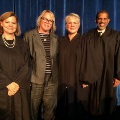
[1,0,120,105]
[1,0,120,36]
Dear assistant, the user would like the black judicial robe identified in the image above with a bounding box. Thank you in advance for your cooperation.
[77,27,120,116]
[0,35,31,120]
[56,34,85,120]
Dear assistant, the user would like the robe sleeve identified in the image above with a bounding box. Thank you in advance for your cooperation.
[114,33,120,80]
[15,42,32,90]
[78,34,103,84]
[0,69,11,89]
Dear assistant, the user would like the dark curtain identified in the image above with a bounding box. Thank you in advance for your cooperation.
[0,0,120,104]
[1,0,120,36]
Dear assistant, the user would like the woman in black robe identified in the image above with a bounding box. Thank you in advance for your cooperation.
[56,13,85,120]
[0,11,31,120]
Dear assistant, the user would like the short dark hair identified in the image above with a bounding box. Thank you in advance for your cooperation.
[96,10,109,19]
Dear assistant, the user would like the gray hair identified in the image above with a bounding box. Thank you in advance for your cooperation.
[65,13,80,25]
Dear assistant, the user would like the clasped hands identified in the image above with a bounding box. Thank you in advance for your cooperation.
[6,82,19,96]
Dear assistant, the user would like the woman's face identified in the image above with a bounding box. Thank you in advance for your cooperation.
[39,12,53,34]
[1,16,17,35]
[66,16,80,34]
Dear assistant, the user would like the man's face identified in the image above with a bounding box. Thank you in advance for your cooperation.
[95,12,110,30]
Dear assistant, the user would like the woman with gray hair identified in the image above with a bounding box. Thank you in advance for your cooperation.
[56,13,85,120]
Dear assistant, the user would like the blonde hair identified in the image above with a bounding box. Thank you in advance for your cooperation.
[65,13,80,26]
[0,11,21,36]
[36,10,56,32]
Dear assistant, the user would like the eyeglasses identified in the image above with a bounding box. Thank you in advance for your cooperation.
[41,17,54,24]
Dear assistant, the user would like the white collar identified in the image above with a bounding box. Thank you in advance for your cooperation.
[97,29,105,34]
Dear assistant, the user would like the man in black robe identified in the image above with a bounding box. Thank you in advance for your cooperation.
[77,10,120,120]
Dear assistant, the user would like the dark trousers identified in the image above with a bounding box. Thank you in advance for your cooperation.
[31,74,57,120]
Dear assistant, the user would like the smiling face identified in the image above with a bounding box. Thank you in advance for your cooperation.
[95,12,110,30]
[39,12,54,34]
[1,16,17,35]
[66,16,80,35]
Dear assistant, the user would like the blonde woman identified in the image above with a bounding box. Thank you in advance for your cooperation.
[24,10,58,120]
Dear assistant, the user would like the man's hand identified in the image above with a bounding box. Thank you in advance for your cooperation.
[82,84,89,88]
[113,79,120,87]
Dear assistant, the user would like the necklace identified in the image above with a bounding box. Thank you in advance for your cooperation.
[44,38,47,41]
[2,34,16,48]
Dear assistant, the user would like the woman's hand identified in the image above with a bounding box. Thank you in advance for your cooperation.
[6,82,19,96]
